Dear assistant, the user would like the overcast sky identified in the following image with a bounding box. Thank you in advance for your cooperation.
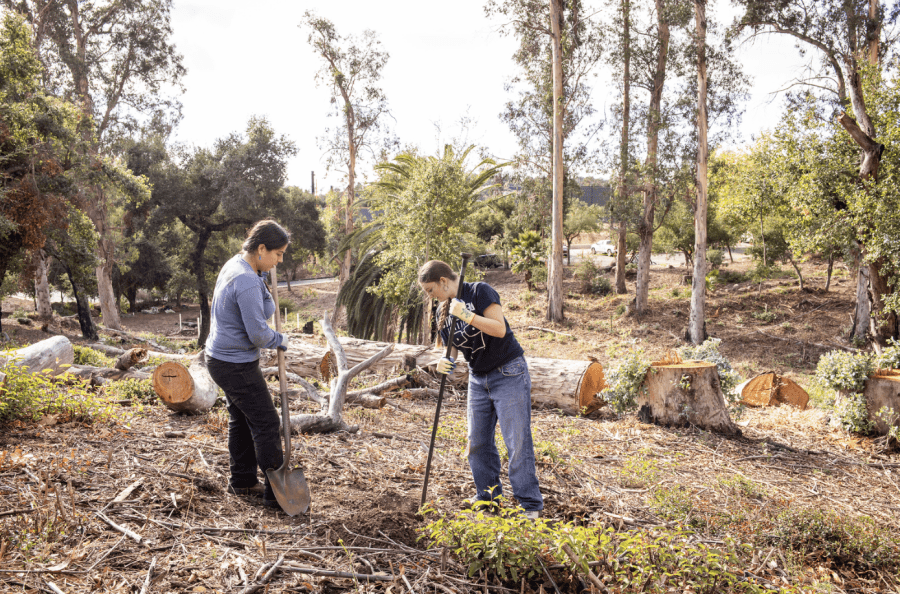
[169,0,810,192]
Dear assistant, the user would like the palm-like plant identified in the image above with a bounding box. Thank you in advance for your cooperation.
[336,144,507,343]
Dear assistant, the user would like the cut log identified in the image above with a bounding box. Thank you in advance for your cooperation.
[737,372,809,410]
[0,335,74,376]
[346,392,386,409]
[275,336,607,412]
[863,370,900,435]
[152,354,218,414]
[637,360,740,436]
[115,348,148,371]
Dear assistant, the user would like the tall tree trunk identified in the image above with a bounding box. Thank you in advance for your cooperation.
[867,0,881,66]
[615,221,627,294]
[34,250,52,319]
[851,246,871,342]
[547,0,565,323]
[193,230,212,348]
[333,105,357,328]
[64,264,98,341]
[688,0,709,345]
[869,258,898,344]
[615,0,632,297]
[634,0,669,315]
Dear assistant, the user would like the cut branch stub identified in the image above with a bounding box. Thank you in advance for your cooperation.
[637,360,740,436]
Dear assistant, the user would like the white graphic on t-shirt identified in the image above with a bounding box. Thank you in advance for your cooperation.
[445,302,485,356]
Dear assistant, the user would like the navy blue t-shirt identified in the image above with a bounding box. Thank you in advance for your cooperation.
[438,281,524,375]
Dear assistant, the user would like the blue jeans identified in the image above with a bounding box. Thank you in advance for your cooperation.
[467,356,543,512]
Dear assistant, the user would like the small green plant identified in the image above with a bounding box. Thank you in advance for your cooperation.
[751,306,777,323]
[806,377,838,409]
[773,507,900,570]
[780,321,793,332]
[618,450,661,488]
[717,475,767,499]
[875,338,900,370]
[648,485,693,521]
[534,440,563,464]
[520,290,535,304]
[833,391,873,434]
[614,303,627,317]
[600,349,650,413]
[705,270,720,292]
[706,249,724,268]
[669,286,681,298]
[73,345,116,367]
[105,379,156,404]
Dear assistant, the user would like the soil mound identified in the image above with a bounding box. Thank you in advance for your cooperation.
[341,490,423,547]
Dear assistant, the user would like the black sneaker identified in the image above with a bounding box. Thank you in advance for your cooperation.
[227,483,265,498]
[262,497,283,512]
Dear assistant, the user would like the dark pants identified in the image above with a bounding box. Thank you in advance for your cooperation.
[207,356,283,499]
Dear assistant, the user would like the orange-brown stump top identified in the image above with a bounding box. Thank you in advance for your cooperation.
[152,361,194,405]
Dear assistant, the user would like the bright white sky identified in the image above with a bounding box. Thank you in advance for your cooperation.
[169,0,811,192]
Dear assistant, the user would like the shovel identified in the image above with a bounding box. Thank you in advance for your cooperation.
[266,265,311,515]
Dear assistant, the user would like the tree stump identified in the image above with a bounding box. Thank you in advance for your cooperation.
[0,335,74,375]
[152,353,218,414]
[637,360,740,436]
[863,370,900,435]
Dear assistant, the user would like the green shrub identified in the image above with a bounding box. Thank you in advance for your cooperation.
[648,485,694,521]
[73,345,116,368]
[420,502,779,592]
[773,507,900,570]
[707,249,724,268]
[528,262,547,285]
[875,338,900,370]
[600,349,650,413]
[0,356,119,423]
[574,260,612,295]
[815,350,874,393]
[806,377,838,409]
[105,379,156,404]
[833,391,873,434]
[677,338,742,403]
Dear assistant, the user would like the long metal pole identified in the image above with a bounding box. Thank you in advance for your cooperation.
[420,253,471,509]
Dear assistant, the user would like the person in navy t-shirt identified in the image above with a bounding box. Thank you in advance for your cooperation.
[418,260,543,519]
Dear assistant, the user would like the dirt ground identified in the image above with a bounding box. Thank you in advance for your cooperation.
[1,258,898,594]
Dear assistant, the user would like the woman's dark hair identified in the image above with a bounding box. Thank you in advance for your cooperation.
[418,260,457,284]
[242,220,290,253]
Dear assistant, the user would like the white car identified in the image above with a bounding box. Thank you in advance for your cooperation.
[590,240,617,256]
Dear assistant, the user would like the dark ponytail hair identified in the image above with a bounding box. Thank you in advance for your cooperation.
[418,260,457,348]
[243,220,290,253]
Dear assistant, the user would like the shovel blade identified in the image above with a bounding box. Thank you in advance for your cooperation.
[266,466,311,516]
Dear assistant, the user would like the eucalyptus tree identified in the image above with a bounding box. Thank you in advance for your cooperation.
[301,12,394,311]
[485,0,605,322]
[3,0,185,331]
[731,0,898,342]
[128,119,296,347]
[688,0,709,344]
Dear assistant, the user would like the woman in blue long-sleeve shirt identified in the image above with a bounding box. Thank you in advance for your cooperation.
[206,219,290,510]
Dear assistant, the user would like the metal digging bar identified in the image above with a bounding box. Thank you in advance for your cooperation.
[420,253,471,510]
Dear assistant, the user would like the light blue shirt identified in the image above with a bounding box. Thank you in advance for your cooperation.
[205,254,286,363]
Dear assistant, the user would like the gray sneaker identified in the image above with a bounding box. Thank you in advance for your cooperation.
[522,510,540,520]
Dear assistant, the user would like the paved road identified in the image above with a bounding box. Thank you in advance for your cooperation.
[278,277,336,289]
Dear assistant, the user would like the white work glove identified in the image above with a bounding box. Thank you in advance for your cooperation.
[436,356,456,375]
[449,299,475,325]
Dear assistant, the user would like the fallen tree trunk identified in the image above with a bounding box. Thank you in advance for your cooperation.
[152,354,218,414]
[637,360,740,436]
[276,337,607,413]
[67,364,152,383]
[100,327,173,353]
[115,348,148,371]
[0,335,74,375]
[85,343,189,363]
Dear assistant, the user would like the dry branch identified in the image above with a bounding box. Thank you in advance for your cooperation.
[286,313,394,434]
